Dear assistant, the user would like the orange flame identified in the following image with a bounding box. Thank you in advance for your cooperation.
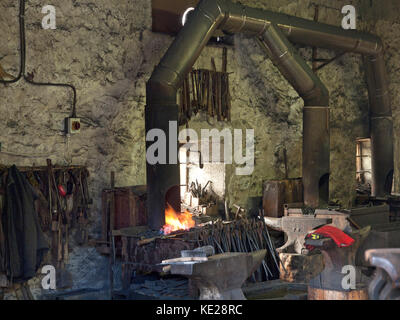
[162,203,195,235]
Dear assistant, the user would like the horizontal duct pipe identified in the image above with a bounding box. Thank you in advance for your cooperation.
[149,0,383,92]
[146,0,393,228]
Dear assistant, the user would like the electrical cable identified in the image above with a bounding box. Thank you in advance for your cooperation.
[24,79,77,118]
[0,0,77,117]
[0,0,24,83]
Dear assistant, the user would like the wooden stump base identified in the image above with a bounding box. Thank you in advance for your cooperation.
[307,286,368,300]
[279,253,324,283]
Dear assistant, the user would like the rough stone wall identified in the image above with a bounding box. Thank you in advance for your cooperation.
[0,0,399,293]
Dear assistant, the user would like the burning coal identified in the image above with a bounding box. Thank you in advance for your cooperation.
[162,203,195,235]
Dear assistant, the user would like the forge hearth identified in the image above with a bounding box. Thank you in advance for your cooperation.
[117,218,281,290]
[162,204,196,235]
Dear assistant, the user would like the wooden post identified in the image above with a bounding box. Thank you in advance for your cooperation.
[109,171,115,299]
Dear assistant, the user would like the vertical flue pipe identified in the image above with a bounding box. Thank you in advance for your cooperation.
[258,24,330,207]
[365,53,394,196]
[146,1,225,230]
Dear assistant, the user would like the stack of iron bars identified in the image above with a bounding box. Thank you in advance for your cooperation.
[124,216,281,283]
[193,218,281,281]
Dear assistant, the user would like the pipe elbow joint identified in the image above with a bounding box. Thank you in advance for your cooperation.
[306,87,330,107]
[147,0,228,100]
[147,74,177,104]
[198,0,226,23]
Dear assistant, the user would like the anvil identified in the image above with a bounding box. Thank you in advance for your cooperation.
[307,227,370,291]
[366,248,400,300]
[168,250,266,300]
[264,216,332,254]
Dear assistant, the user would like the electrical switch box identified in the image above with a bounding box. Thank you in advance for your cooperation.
[65,117,81,134]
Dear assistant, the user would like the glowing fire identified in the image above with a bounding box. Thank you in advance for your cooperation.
[162,203,195,235]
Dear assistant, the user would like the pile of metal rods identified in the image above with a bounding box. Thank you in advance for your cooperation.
[192,216,281,281]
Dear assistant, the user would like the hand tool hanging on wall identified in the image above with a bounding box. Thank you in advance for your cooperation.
[78,170,90,244]
[177,51,232,125]
[0,162,91,288]
[26,171,51,232]
[222,47,232,121]
[189,180,211,199]
[47,159,66,269]
[211,58,218,120]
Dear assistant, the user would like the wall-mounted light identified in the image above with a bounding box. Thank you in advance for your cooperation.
[181,7,195,26]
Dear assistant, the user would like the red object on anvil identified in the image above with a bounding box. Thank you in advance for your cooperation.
[306,225,355,251]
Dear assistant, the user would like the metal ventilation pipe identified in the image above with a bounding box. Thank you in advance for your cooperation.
[257,24,330,207]
[146,0,393,229]
[365,54,394,196]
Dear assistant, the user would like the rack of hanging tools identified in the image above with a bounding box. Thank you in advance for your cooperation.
[179,49,232,125]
